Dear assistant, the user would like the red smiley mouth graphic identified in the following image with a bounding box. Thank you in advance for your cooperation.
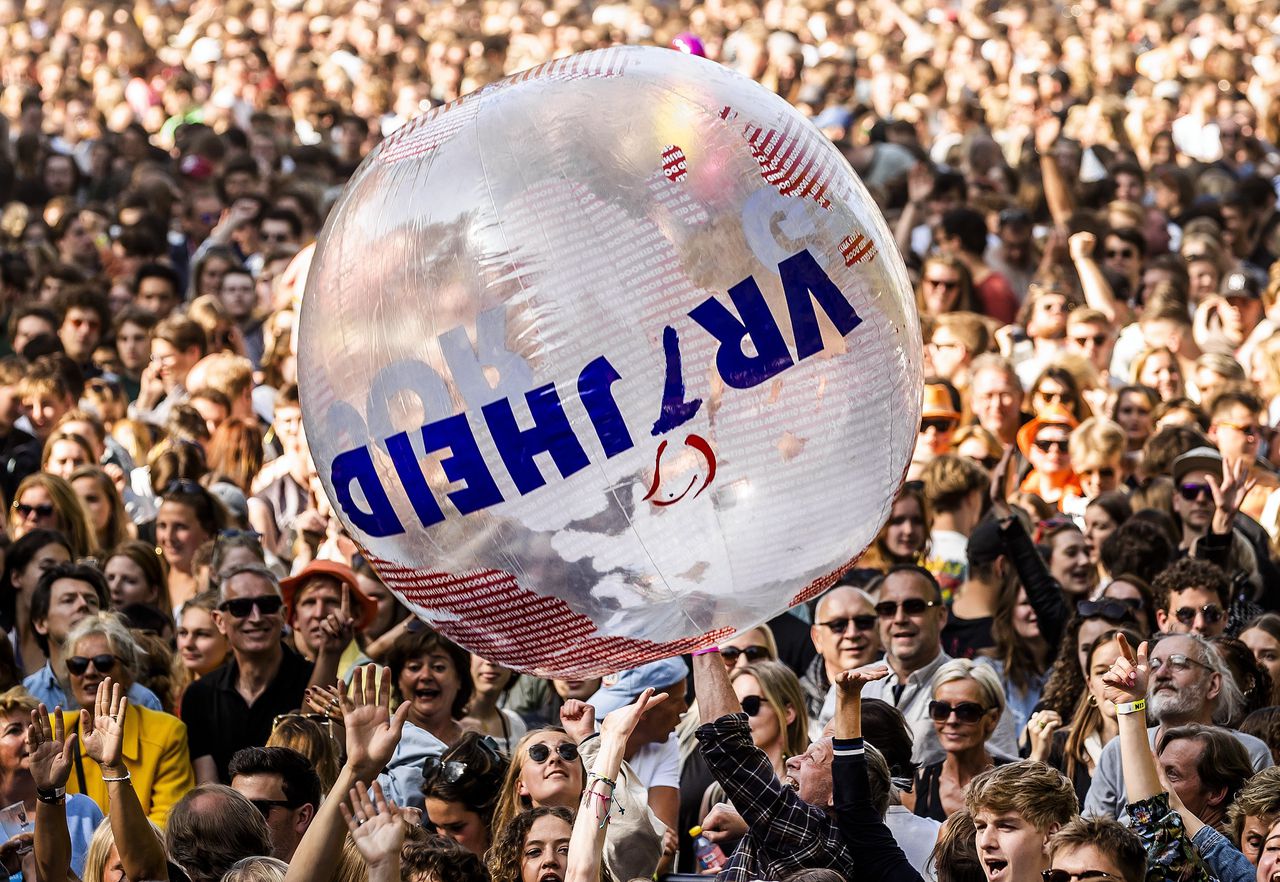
[642,433,717,506]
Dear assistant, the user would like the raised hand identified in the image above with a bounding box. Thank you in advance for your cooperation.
[907,162,933,204]
[559,699,597,744]
[1034,113,1062,154]
[305,683,346,720]
[341,781,406,870]
[80,679,127,772]
[833,665,890,695]
[599,687,668,742]
[318,586,356,654]
[1067,231,1096,262]
[1100,634,1149,707]
[988,445,1019,519]
[1026,709,1062,762]
[342,665,410,780]
[26,705,77,792]
[1208,454,1256,534]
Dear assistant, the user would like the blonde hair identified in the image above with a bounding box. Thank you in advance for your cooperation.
[491,728,582,837]
[0,686,38,718]
[83,816,165,882]
[921,454,989,513]
[930,658,1006,717]
[267,716,341,795]
[221,857,289,882]
[9,472,98,558]
[730,660,809,760]
[1069,418,1126,471]
[965,760,1079,832]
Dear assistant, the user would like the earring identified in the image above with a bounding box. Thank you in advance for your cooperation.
[1088,694,1097,706]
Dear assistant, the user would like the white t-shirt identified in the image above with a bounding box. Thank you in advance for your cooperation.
[886,806,942,879]
[626,732,681,790]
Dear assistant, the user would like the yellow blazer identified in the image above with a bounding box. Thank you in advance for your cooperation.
[58,703,196,825]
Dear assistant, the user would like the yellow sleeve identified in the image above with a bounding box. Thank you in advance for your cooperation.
[144,715,196,826]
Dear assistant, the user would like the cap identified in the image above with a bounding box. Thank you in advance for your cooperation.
[1016,404,1079,459]
[1171,445,1223,485]
[587,656,689,718]
[967,517,1007,568]
[921,384,962,421]
[280,559,377,627]
[1221,270,1262,300]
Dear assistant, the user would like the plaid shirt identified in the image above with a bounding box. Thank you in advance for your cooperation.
[695,714,852,882]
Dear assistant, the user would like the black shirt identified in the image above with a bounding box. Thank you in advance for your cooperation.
[181,644,313,782]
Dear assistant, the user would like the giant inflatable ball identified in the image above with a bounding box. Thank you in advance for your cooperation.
[299,45,922,677]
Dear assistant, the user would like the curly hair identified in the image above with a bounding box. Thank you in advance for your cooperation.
[1227,765,1280,849]
[485,806,573,882]
[1152,557,1231,611]
[402,834,489,882]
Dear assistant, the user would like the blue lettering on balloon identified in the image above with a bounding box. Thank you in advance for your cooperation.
[651,325,702,435]
[578,357,634,457]
[482,384,591,495]
[425,413,506,514]
[439,306,535,408]
[385,430,446,527]
[330,446,404,537]
[780,249,863,360]
[689,274,794,389]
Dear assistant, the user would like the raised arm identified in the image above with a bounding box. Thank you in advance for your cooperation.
[693,647,741,724]
[28,706,76,882]
[1036,115,1074,227]
[567,689,667,882]
[832,667,923,882]
[343,781,406,882]
[285,665,410,882]
[80,680,167,882]
[1068,232,1130,325]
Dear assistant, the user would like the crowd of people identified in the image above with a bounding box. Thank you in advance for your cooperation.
[1,0,1280,879]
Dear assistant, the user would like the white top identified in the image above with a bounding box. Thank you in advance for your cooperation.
[886,805,942,879]
[626,732,681,790]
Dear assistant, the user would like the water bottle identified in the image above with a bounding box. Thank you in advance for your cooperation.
[690,825,726,872]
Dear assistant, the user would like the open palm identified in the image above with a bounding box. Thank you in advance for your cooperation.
[26,706,76,791]
[80,680,126,769]
[342,665,409,779]
[342,781,405,868]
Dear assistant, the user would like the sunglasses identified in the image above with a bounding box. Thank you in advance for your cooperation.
[1034,438,1068,452]
[164,478,203,495]
[1215,421,1261,439]
[928,700,989,723]
[1080,467,1116,479]
[218,594,285,618]
[528,742,579,764]
[1149,653,1214,674]
[13,502,55,519]
[1034,389,1067,402]
[887,514,925,528]
[1042,871,1123,882]
[1105,248,1135,259]
[1173,604,1224,625]
[424,737,502,783]
[874,598,939,619]
[1071,334,1108,347]
[721,645,771,663]
[65,654,118,676]
[1178,482,1212,501]
[218,529,263,543]
[924,277,959,290]
[1076,599,1137,623]
[250,798,296,817]
[817,615,877,634]
[920,417,957,434]
[740,695,766,717]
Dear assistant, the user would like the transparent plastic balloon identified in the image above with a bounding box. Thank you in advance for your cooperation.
[299,45,922,677]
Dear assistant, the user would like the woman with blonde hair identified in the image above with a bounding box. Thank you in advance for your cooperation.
[953,425,1002,471]
[267,715,341,795]
[912,659,1008,821]
[1132,345,1186,402]
[1248,332,1280,424]
[207,417,265,493]
[8,472,97,558]
[41,430,95,478]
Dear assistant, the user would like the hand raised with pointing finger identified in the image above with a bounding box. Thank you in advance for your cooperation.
[1100,634,1149,706]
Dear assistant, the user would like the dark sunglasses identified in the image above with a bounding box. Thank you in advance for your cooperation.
[1071,334,1108,347]
[527,742,579,764]
[250,798,296,817]
[1080,467,1116,479]
[424,737,502,783]
[164,478,203,496]
[920,417,957,434]
[1043,871,1123,882]
[1105,248,1135,259]
[1174,604,1224,625]
[1178,482,1212,501]
[218,594,285,618]
[1033,438,1068,452]
[875,598,939,618]
[740,695,766,717]
[924,277,959,290]
[818,615,877,634]
[887,514,925,528]
[1076,598,1137,624]
[928,700,989,723]
[65,654,118,676]
[721,645,771,663]
[13,502,55,519]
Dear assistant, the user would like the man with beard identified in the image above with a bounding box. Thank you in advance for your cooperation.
[1083,633,1272,819]
[802,585,882,722]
